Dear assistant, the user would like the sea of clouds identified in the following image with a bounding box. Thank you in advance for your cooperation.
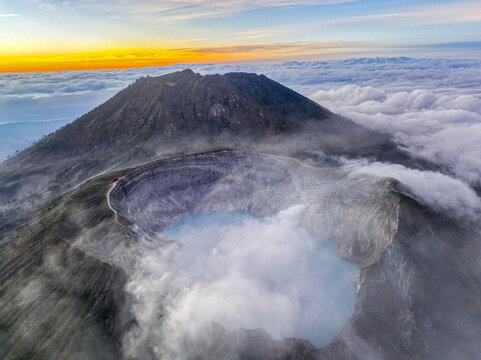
[2,58,481,189]
[2,57,480,222]
[2,57,480,225]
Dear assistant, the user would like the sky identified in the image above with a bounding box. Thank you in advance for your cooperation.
[1,0,481,71]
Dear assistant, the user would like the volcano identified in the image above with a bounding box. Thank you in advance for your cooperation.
[0,70,480,360]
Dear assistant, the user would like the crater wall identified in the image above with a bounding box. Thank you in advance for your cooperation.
[110,151,399,268]
[108,151,481,360]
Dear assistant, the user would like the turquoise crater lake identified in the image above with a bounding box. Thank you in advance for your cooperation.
[164,206,358,347]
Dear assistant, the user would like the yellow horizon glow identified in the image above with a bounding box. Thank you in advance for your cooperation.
[0,49,222,72]
[0,43,359,72]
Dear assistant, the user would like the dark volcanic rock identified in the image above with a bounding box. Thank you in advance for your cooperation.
[57,69,332,140]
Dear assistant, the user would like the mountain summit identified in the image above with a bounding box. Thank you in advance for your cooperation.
[65,68,333,141]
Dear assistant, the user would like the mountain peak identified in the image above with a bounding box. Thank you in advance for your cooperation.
[134,68,199,85]
[180,68,195,74]
[72,70,332,142]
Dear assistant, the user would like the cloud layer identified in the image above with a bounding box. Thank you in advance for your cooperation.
[1,57,480,225]
[3,57,481,186]
[348,160,481,227]
[3,57,480,357]
[312,84,481,186]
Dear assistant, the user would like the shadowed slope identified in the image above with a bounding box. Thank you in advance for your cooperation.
[0,172,130,359]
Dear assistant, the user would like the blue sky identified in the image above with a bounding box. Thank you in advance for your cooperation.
[1,0,481,71]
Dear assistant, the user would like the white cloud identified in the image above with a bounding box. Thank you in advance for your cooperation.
[123,206,357,357]
[33,0,481,26]
[312,84,387,106]
[4,57,480,357]
[30,0,57,10]
[40,0,357,21]
[311,84,481,187]
[348,161,481,226]
[320,1,481,27]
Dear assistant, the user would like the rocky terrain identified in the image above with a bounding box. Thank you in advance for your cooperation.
[0,70,480,359]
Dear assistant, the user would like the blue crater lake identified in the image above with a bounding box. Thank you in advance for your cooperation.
[164,207,358,347]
